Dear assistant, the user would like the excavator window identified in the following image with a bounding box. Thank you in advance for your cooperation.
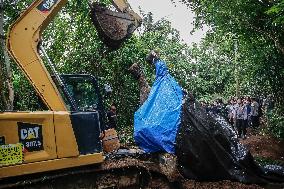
[60,74,101,112]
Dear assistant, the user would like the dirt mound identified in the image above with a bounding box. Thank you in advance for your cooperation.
[181,180,263,189]
[240,129,284,163]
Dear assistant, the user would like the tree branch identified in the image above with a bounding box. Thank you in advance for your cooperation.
[246,21,284,55]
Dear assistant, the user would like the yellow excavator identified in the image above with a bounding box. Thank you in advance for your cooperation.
[0,0,179,188]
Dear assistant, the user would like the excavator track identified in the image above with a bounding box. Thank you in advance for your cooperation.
[0,153,180,189]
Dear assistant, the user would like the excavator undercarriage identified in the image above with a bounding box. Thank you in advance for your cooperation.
[1,152,180,189]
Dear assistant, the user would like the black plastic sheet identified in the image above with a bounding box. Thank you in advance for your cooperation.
[176,98,284,184]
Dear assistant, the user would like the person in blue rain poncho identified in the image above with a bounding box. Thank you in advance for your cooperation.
[134,50,183,153]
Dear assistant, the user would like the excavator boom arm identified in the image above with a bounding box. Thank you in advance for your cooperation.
[7,0,140,111]
[7,0,68,111]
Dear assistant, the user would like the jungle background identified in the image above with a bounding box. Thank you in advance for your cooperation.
[1,0,284,144]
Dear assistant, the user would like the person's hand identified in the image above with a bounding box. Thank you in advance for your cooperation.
[99,132,105,140]
[145,50,159,64]
[150,50,157,57]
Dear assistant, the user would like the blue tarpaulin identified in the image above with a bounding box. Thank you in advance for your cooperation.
[134,59,183,153]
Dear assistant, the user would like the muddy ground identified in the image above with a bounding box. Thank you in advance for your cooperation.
[240,128,284,163]
[181,180,264,189]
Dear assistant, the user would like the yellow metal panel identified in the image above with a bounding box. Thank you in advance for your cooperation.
[53,112,79,158]
[0,112,57,163]
[0,153,104,178]
[8,9,44,67]
[7,0,68,111]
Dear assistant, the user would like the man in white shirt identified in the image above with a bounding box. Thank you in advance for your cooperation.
[234,98,244,138]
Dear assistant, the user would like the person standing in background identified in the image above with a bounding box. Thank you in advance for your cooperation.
[227,99,235,128]
[242,99,250,139]
[251,98,260,129]
[107,104,118,130]
[234,98,244,138]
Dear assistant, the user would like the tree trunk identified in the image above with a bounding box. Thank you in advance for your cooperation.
[128,63,151,105]
[0,0,14,110]
[0,60,8,110]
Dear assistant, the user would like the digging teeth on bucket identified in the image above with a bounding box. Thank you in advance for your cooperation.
[90,2,141,50]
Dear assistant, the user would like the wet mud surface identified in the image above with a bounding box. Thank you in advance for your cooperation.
[181,180,264,189]
[240,129,284,163]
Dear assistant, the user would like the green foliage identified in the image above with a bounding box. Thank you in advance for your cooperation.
[99,0,112,5]
[266,0,284,24]
[266,108,284,139]
[13,69,47,111]
[118,126,135,146]
[3,0,284,141]
[173,0,284,138]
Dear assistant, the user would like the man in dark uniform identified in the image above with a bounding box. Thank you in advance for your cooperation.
[107,104,117,129]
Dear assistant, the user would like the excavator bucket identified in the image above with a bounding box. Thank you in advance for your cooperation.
[90,2,141,50]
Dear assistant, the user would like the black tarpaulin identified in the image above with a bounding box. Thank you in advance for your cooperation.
[175,98,284,184]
